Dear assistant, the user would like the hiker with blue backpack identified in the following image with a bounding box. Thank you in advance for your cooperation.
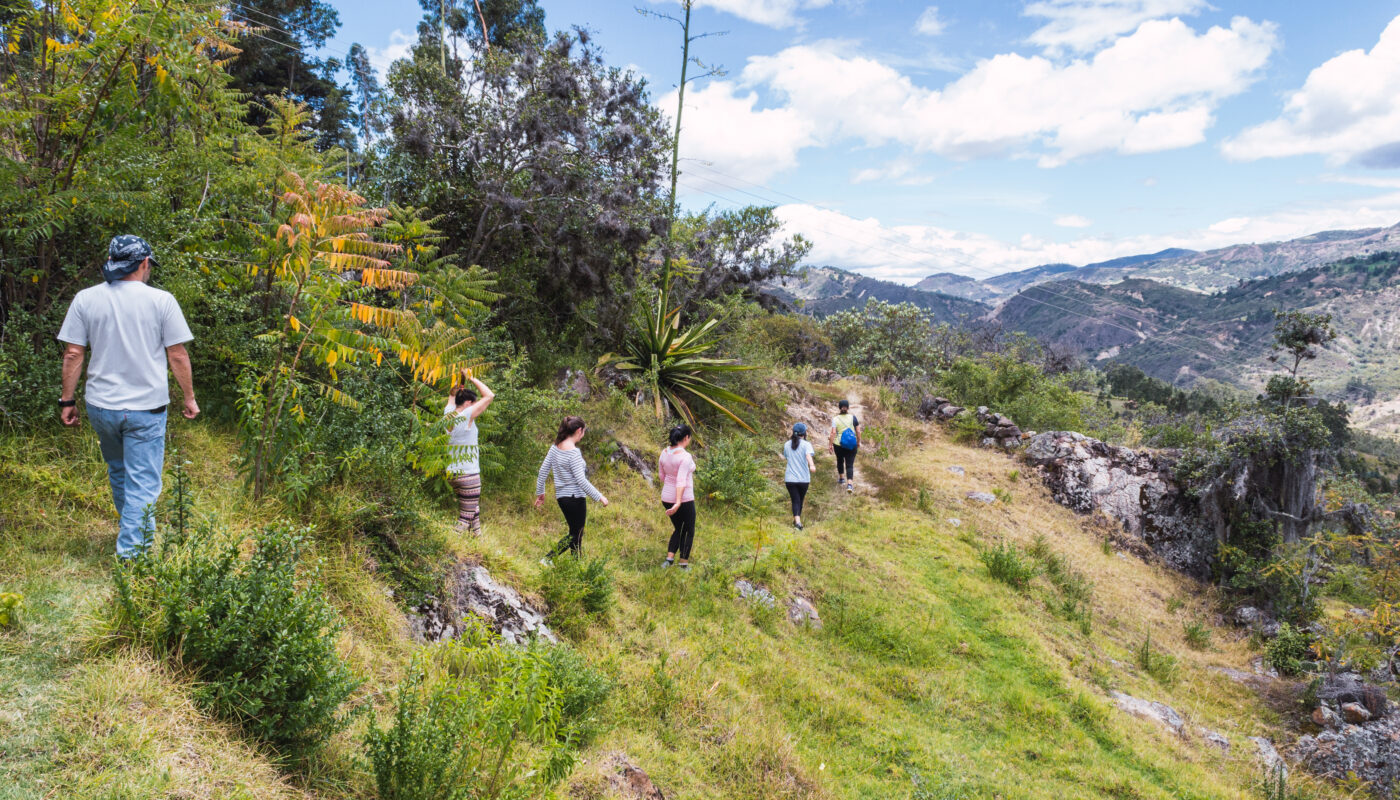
[830,399,860,493]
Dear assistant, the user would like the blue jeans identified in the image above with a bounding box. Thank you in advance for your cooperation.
[87,404,167,558]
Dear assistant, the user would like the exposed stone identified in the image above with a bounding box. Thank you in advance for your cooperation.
[1252,737,1288,780]
[734,579,776,609]
[947,518,962,527]
[808,368,842,384]
[938,404,965,419]
[947,466,966,476]
[1199,728,1230,753]
[1233,606,1265,627]
[1341,702,1373,724]
[966,491,997,504]
[408,560,556,645]
[608,441,655,487]
[1110,691,1185,736]
[1318,671,1390,719]
[603,753,666,800]
[1312,705,1341,729]
[1293,714,1400,797]
[787,596,822,629]
[1024,431,1214,578]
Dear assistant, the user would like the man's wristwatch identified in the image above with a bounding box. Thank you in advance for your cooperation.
[58,398,76,408]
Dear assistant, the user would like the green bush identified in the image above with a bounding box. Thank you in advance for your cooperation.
[110,524,360,763]
[365,623,576,800]
[529,642,614,746]
[0,592,22,629]
[1136,635,1179,685]
[1183,620,1212,650]
[1323,563,1377,607]
[980,542,1037,592]
[698,435,772,504]
[1265,622,1314,676]
[740,312,832,367]
[538,556,614,640]
[939,355,1090,433]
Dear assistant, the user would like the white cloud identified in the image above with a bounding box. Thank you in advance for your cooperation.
[772,192,1400,283]
[660,82,817,183]
[665,0,832,28]
[916,6,947,36]
[1055,214,1094,228]
[851,158,935,185]
[1025,0,1208,53]
[738,19,1274,168]
[1223,15,1400,167]
[367,29,416,78]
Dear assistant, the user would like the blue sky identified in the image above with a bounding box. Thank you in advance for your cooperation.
[328,1,1400,283]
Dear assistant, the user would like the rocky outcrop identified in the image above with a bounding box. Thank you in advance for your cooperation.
[1111,691,1185,736]
[1293,715,1400,798]
[1023,431,1214,578]
[976,407,1027,449]
[409,560,556,645]
[608,441,655,487]
[787,596,822,629]
[603,753,666,800]
[914,396,967,423]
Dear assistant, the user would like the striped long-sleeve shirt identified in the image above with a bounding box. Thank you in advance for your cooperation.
[535,445,603,501]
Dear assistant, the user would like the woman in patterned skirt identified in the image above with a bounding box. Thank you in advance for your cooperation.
[446,369,494,534]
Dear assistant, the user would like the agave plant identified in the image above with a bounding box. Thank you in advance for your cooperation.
[600,283,756,432]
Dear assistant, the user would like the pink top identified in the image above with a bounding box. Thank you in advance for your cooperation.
[658,446,696,504]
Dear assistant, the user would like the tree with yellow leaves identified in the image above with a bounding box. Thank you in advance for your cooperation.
[239,172,492,499]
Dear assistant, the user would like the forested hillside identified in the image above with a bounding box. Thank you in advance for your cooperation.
[1,2,1398,800]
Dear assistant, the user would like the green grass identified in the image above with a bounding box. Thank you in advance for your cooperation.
[0,386,1355,799]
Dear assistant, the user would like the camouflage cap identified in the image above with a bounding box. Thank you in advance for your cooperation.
[102,234,158,283]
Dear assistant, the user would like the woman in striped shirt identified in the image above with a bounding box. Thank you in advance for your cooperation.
[535,416,608,562]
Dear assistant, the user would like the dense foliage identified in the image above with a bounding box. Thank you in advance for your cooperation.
[111,519,360,763]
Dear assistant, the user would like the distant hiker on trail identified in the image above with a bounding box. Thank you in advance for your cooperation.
[658,424,697,569]
[56,235,197,559]
[830,399,860,494]
[535,416,608,563]
[783,422,816,530]
[444,369,494,536]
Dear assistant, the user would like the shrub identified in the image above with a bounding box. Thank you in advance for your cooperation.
[822,299,940,378]
[366,623,576,800]
[1266,622,1314,676]
[0,592,21,629]
[538,556,614,640]
[981,542,1037,592]
[698,435,772,503]
[939,355,1090,433]
[529,642,614,746]
[1183,620,1212,650]
[110,524,360,763]
[740,312,832,367]
[1136,635,1179,685]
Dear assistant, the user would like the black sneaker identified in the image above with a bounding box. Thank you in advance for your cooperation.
[678,563,691,570]
[794,521,804,531]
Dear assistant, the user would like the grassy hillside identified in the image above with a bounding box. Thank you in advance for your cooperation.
[0,380,1348,799]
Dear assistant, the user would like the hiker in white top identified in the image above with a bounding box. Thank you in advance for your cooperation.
[535,416,608,562]
[56,235,197,559]
[444,369,494,535]
[782,422,817,530]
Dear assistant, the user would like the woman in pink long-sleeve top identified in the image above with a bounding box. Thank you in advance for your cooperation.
[658,424,697,569]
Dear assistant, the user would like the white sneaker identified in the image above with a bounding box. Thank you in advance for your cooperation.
[539,556,553,567]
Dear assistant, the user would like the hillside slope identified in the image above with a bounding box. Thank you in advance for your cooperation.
[766,266,989,321]
[0,381,1345,799]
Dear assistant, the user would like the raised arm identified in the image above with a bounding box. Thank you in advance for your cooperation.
[464,375,495,421]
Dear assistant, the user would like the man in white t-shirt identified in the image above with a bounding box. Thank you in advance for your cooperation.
[56,235,199,558]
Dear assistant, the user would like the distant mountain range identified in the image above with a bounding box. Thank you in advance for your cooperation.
[765,220,1400,435]
[765,266,986,322]
[915,223,1400,300]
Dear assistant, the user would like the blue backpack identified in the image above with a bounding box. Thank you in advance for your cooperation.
[839,426,858,449]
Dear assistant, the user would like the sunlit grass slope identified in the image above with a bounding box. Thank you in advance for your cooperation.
[0,381,1345,799]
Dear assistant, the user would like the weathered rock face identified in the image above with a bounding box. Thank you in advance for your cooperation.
[409,560,557,645]
[1024,431,1215,578]
[1293,714,1400,798]
[608,441,655,487]
[915,396,966,422]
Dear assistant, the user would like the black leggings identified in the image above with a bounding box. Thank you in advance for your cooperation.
[833,446,856,480]
[785,482,809,516]
[664,501,696,560]
[549,496,588,558]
